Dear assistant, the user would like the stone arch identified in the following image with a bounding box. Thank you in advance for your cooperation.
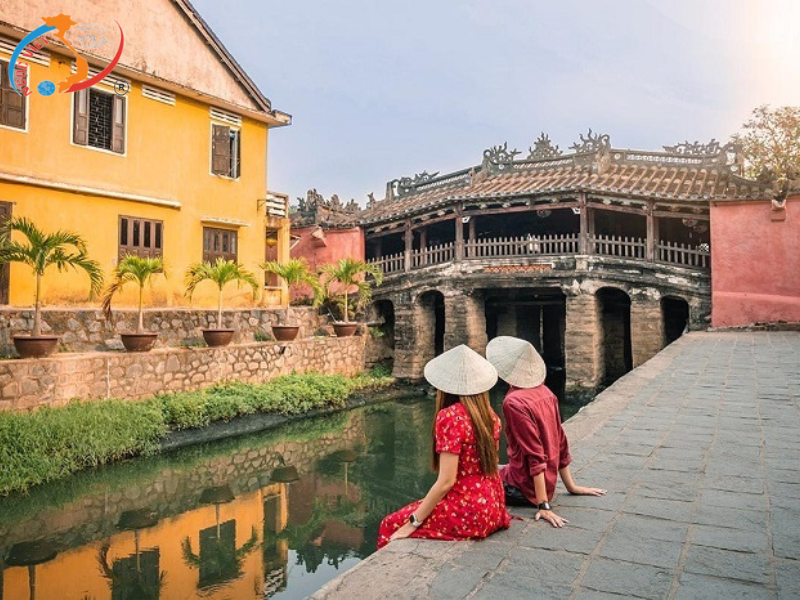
[417,290,445,365]
[662,295,690,345]
[596,287,632,386]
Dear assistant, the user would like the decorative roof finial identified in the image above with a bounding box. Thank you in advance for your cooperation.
[663,139,721,155]
[528,133,562,160]
[570,129,611,153]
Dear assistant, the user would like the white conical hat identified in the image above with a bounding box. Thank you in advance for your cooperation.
[486,336,547,388]
[423,345,498,396]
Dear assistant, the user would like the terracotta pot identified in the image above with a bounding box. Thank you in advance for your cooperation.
[272,325,300,341]
[120,332,158,353]
[332,323,358,337]
[202,328,235,347]
[13,335,59,359]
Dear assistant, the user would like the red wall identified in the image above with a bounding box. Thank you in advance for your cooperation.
[291,225,365,301]
[710,196,800,327]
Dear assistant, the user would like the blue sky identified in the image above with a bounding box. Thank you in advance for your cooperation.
[193,0,800,205]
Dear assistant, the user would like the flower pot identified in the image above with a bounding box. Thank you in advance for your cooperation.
[271,325,300,342]
[202,328,235,347]
[332,323,358,337]
[120,332,158,353]
[13,335,59,359]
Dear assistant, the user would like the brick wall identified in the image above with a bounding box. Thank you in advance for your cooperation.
[0,336,366,411]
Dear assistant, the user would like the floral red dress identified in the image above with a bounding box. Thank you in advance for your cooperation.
[377,402,511,549]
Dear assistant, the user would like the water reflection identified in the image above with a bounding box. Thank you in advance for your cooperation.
[0,389,590,599]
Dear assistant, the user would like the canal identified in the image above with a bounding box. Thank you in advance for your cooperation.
[0,386,591,600]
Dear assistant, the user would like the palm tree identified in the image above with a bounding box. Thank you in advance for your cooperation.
[101,255,166,334]
[0,217,103,337]
[184,258,259,328]
[261,258,322,325]
[320,259,383,324]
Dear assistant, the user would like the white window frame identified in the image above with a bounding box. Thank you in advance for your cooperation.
[208,119,241,181]
[69,86,128,157]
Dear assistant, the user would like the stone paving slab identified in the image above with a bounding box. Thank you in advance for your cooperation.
[311,332,800,599]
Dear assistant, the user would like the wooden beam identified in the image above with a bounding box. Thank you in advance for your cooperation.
[653,211,709,221]
[586,202,647,216]
[578,193,588,254]
[365,228,406,240]
[455,203,464,262]
[404,220,412,272]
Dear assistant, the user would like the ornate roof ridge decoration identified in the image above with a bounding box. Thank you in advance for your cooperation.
[527,133,562,160]
[569,129,611,153]
[386,168,474,201]
[482,142,521,175]
[663,139,722,156]
[292,188,362,227]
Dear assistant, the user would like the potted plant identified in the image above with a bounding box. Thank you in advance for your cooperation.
[0,217,103,358]
[101,255,166,352]
[184,258,259,347]
[261,258,322,341]
[320,258,383,337]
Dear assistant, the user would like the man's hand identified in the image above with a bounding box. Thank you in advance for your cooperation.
[535,509,568,528]
[567,486,607,496]
[389,522,417,542]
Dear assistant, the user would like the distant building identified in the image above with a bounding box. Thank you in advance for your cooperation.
[0,0,291,307]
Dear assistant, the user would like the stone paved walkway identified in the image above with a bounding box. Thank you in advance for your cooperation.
[311,332,800,599]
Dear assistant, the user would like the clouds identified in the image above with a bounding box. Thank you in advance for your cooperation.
[192,0,796,204]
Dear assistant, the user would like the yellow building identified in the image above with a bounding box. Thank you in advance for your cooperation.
[0,0,292,308]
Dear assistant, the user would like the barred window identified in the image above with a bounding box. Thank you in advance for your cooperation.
[74,88,125,153]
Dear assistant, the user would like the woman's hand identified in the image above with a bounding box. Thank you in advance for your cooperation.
[535,509,569,528]
[389,522,417,542]
[567,486,607,496]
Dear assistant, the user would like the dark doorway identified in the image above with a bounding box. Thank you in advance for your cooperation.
[597,287,632,386]
[418,291,445,364]
[0,202,11,304]
[371,300,396,372]
[662,297,690,345]
[484,288,567,400]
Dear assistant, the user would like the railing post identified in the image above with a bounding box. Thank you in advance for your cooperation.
[646,202,657,262]
[455,205,464,262]
[578,193,588,254]
[404,221,412,272]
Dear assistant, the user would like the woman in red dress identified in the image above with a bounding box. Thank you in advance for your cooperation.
[377,345,511,548]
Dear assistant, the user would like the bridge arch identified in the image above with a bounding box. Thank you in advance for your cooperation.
[366,299,396,372]
[662,295,690,345]
[417,290,445,365]
[596,287,632,386]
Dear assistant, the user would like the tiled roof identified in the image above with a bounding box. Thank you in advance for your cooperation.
[360,136,775,224]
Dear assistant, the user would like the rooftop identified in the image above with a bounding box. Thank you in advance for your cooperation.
[360,132,776,225]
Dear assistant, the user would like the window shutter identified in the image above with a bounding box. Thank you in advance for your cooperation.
[0,60,25,129]
[111,95,125,154]
[232,131,241,178]
[73,88,89,145]
[211,124,230,175]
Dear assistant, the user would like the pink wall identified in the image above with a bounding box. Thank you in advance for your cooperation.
[291,226,365,301]
[711,195,800,327]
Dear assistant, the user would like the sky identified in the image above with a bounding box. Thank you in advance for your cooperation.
[192,0,800,206]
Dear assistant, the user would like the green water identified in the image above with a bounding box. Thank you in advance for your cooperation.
[0,387,590,600]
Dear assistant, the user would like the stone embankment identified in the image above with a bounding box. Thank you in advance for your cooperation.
[313,331,800,599]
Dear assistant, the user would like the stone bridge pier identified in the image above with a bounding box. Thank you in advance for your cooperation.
[376,275,709,396]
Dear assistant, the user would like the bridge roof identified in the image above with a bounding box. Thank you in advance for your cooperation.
[360,134,775,224]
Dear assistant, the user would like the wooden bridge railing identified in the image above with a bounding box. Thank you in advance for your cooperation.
[591,234,646,260]
[367,234,709,274]
[466,234,579,259]
[658,240,710,269]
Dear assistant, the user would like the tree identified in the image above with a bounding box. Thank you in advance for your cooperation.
[184,258,259,328]
[261,258,322,324]
[0,217,103,336]
[732,105,800,182]
[101,255,166,334]
[320,259,383,323]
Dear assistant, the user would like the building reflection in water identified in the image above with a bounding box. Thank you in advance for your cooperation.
[0,399,508,599]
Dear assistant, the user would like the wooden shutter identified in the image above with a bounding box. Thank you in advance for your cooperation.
[231,131,241,178]
[0,201,11,304]
[211,124,230,175]
[119,216,163,260]
[73,88,89,145]
[0,60,25,130]
[111,95,125,154]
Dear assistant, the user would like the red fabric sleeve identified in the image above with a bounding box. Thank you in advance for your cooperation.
[435,408,463,455]
[555,401,572,469]
[503,402,547,477]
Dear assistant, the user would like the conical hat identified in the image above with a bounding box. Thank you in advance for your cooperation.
[486,336,547,388]
[423,345,498,396]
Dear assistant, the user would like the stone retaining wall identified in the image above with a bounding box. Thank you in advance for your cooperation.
[0,306,326,354]
[0,336,366,411]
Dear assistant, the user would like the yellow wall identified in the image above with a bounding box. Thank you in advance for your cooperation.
[0,53,288,308]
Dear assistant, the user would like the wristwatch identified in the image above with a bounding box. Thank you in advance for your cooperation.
[537,501,551,511]
[409,513,423,527]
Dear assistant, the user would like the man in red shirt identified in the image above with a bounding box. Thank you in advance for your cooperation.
[487,336,606,528]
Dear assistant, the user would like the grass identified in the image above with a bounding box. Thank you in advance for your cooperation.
[0,369,394,496]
